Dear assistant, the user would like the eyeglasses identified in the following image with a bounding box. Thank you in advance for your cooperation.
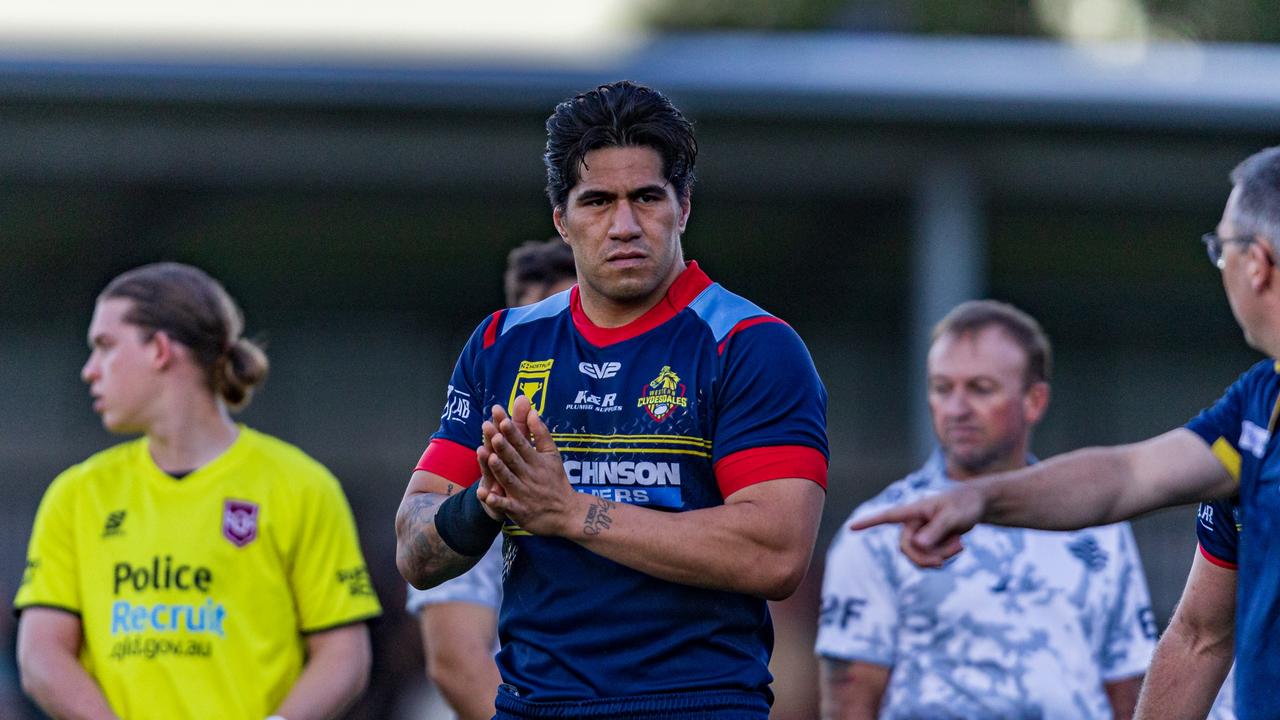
[1202,232,1255,270]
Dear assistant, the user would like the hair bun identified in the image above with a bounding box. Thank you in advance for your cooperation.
[219,338,269,410]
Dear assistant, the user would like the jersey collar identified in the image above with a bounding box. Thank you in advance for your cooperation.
[570,261,712,347]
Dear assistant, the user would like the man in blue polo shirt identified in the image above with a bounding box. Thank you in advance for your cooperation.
[855,146,1280,720]
[394,80,828,719]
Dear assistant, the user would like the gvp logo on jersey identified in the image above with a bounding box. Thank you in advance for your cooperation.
[637,365,688,422]
[579,361,621,379]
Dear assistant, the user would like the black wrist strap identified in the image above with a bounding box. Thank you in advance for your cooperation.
[434,483,503,556]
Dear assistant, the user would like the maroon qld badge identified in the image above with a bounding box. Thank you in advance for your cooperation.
[223,499,259,547]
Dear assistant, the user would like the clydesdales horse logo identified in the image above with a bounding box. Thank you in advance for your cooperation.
[637,365,688,422]
[223,499,259,547]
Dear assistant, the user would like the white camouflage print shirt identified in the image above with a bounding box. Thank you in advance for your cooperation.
[816,452,1157,720]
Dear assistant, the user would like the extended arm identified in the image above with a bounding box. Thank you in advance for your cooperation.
[273,623,371,720]
[819,658,890,720]
[16,608,120,720]
[479,398,824,600]
[395,471,488,589]
[1134,551,1236,720]
[854,430,1236,567]
[980,430,1234,529]
[419,602,502,720]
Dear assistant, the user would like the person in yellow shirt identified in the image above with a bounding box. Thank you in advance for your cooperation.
[14,262,382,720]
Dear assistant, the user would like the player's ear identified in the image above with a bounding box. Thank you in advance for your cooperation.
[1248,238,1277,292]
[1022,381,1050,425]
[553,205,570,242]
[149,330,175,371]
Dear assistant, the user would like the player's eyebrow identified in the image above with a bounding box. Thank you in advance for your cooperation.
[574,189,616,204]
[628,184,669,198]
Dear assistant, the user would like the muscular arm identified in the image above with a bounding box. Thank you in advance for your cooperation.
[273,623,371,720]
[479,398,824,600]
[395,471,486,589]
[819,658,890,720]
[16,608,120,720]
[855,430,1237,567]
[419,602,502,720]
[1134,551,1236,720]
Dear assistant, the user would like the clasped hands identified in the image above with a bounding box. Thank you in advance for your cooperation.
[475,394,582,536]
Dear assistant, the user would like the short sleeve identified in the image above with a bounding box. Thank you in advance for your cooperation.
[1185,365,1261,483]
[415,313,501,487]
[288,471,383,632]
[814,520,899,667]
[1098,523,1158,681]
[14,469,82,615]
[406,537,504,615]
[711,321,828,494]
[1196,498,1240,570]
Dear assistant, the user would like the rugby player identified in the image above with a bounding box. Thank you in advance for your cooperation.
[407,237,575,720]
[395,80,829,719]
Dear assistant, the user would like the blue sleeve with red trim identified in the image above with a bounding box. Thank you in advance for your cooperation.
[1196,497,1240,568]
[711,321,828,466]
[414,312,502,485]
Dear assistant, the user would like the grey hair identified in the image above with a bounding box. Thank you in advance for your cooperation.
[1230,146,1280,249]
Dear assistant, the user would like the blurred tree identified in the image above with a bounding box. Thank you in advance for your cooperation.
[641,0,1280,43]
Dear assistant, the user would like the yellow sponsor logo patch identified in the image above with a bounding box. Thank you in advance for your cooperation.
[510,359,554,415]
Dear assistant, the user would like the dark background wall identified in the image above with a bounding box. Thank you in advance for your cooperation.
[1,35,1275,717]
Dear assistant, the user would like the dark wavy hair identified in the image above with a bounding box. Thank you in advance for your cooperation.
[543,80,697,209]
[504,237,576,306]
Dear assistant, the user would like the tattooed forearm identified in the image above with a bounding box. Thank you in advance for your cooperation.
[395,492,474,588]
[583,497,616,536]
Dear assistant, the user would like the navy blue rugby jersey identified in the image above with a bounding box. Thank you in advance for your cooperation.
[1186,358,1280,720]
[1196,495,1240,570]
[415,262,828,703]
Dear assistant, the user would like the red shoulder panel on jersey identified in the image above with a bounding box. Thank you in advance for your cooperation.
[415,438,482,487]
[714,445,828,498]
[482,309,506,349]
[717,316,787,355]
[1198,543,1238,570]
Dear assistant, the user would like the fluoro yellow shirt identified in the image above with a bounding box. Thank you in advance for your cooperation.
[15,426,382,719]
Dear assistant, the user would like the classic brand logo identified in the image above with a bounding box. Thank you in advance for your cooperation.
[510,359,554,415]
[1198,504,1215,530]
[222,499,259,548]
[637,365,688,422]
[579,361,621,379]
[103,510,127,538]
[441,384,471,424]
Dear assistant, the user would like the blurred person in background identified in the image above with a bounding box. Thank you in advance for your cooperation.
[817,300,1155,719]
[396,80,829,720]
[1133,496,1237,720]
[853,145,1280,720]
[406,237,576,720]
[14,262,381,720]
